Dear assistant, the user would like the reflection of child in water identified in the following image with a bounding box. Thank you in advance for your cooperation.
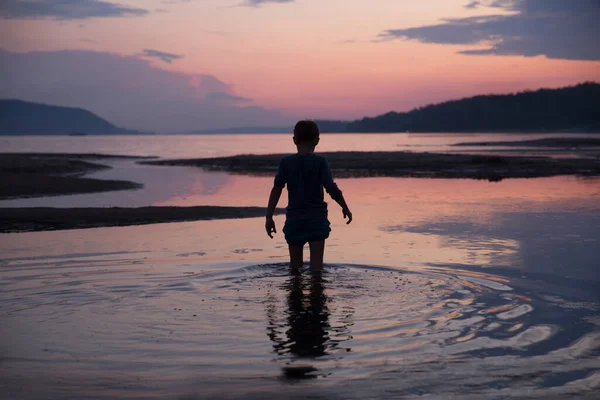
[267,273,330,358]
[265,120,352,272]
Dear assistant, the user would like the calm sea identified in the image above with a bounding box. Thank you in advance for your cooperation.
[1,133,599,399]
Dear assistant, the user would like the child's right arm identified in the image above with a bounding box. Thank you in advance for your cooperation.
[331,192,353,224]
[265,186,282,238]
[266,158,286,238]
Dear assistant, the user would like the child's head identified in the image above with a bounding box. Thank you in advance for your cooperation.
[293,120,320,148]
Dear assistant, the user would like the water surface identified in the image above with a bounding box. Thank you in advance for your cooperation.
[1,134,599,398]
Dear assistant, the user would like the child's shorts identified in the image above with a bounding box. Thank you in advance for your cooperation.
[283,217,331,246]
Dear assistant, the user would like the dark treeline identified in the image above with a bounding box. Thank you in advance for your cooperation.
[320,82,600,133]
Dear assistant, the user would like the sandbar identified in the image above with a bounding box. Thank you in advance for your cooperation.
[0,153,151,199]
[0,206,282,233]
[140,151,600,181]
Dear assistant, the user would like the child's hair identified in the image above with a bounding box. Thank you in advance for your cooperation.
[293,120,320,143]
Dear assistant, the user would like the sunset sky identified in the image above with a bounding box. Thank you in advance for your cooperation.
[1,0,599,131]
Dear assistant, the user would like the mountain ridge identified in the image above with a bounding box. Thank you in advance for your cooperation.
[2,82,599,135]
[344,82,600,133]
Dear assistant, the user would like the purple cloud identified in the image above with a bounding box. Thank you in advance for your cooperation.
[205,92,252,103]
[0,49,289,132]
[378,0,600,61]
[0,0,148,20]
[141,49,183,64]
[243,0,295,7]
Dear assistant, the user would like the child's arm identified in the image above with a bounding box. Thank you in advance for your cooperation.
[330,191,353,224]
[320,159,353,224]
[265,186,283,238]
[266,158,286,238]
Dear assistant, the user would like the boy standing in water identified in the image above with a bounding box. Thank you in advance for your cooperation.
[265,120,352,272]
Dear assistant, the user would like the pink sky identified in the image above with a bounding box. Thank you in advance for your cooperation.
[1,0,599,130]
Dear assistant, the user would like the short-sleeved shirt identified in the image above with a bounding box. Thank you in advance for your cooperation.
[274,153,342,220]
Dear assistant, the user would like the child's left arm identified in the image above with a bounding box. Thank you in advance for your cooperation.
[265,186,283,238]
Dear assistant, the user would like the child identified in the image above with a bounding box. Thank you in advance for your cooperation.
[265,120,352,273]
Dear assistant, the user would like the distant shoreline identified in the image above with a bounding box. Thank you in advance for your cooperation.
[1,131,600,136]
[3,82,598,135]
[453,138,600,148]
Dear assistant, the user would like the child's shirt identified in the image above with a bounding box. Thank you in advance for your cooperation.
[274,153,342,220]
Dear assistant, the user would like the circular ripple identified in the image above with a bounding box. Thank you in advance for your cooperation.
[210,262,553,379]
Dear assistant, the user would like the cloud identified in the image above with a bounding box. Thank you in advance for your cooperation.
[464,1,481,8]
[205,92,252,103]
[378,0,600,61]
[141,49,183,64]
[243,0,295,7]
[0,49,290,132]
[0,0,148,20]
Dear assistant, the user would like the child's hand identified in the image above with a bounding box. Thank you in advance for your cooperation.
[265,217,277,238]
[343,207,353,224]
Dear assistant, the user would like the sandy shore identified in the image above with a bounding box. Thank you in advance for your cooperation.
[0,153,150,199]
[140,151,600,181]
[0,206,282,233]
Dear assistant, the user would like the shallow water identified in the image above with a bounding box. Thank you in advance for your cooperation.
[2,133,600,398]
[2,172,600,398]
[2,254,598,399]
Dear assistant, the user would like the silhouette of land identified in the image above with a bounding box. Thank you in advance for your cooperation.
[142,151,600,181]
[0,206,283,233]
[343,83,600,133]
[3,83,598,135]
[453,138,600,148]
[0,100,139,135]
[189,83,600,133]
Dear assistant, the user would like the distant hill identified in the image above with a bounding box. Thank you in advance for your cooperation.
[345,82,600,133]
[186,83,600,134]
[0,99,135,135]
[3,83,599,135]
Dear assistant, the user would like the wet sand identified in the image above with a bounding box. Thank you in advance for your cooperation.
[0,153,151,199]
[141,151,600,181]
[0,206,283,233]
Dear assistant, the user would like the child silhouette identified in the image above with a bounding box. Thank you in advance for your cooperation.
[265,120,352,273]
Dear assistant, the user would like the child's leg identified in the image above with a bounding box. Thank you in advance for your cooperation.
[288,244,304,273]
[308,240,325,272]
